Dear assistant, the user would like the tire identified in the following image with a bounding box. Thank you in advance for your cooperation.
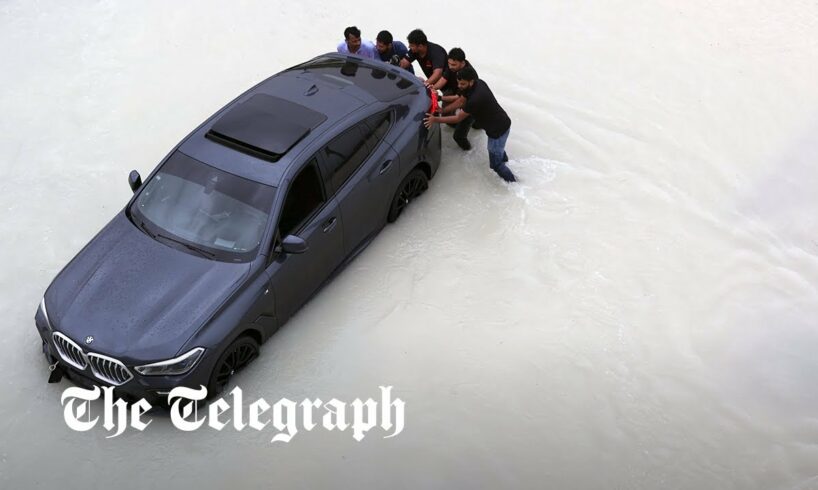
[207,335,259,397]
[387,168,429,223]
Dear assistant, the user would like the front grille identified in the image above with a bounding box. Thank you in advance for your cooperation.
[52,332,88,370]
[87,353,133,386]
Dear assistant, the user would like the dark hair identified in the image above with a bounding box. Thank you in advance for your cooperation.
[376,30,393,44]
[456,66,478,81]
[343,26,361,40]
[447,47,465,62]
[407,29,428,46]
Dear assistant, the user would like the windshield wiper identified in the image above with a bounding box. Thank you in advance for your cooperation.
[136,217,156,239]
[134,215,215,259]
[154,233,216,259]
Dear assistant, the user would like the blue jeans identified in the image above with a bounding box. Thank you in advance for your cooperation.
[487,128,515,182]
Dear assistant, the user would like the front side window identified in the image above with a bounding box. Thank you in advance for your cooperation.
[129,151,275,262]
[278,160,326,238]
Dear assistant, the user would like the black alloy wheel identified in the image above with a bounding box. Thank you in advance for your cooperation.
[208,335,259,396]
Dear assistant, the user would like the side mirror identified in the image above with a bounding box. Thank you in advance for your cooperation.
[280,235,308,254]
[128,170,142,193]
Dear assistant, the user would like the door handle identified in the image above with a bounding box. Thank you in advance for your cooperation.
[378,159,393,175]
[322,217,338,233]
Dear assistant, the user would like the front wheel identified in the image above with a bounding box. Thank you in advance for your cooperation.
[207,335,259,397]
[387,168,429,223]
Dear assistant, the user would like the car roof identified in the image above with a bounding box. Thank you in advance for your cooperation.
[178,53,423,187]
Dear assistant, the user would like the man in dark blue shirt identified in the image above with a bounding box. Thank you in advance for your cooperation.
[375,30,414,74]
[423,67,516,182]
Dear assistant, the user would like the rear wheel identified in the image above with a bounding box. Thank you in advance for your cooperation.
[387,168,429,222]
[207,335,259,397]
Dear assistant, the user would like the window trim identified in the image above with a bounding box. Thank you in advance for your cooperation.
[317,109,394,198]
[271,158,328,249]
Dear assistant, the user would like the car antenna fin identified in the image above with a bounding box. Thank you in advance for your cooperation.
[304,84,319,96]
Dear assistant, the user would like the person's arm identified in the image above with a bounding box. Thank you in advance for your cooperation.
[424,109,470,128]
[424,68,444,87]
[395,43,415,73]
[432,75,449,92]
[441,95,465,115]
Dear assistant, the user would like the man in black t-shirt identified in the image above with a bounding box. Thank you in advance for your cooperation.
[423,67,516,182]
[433,47,477,150]
[399,29,447,88]
[433,47,475,95]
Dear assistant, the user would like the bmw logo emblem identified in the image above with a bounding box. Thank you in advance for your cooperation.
[85,336,94,345]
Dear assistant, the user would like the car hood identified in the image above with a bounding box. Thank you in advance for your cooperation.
[47,211,251,363]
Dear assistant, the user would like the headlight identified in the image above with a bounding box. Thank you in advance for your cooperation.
[135,347,205,376]
[38,297,53,331]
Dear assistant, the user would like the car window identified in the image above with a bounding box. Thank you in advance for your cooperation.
[320,125,370,193]
[278,159,325,237]
[318,112,391,195]
[362,112,391,151]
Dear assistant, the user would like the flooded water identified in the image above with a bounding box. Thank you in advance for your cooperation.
[2,1,818,488]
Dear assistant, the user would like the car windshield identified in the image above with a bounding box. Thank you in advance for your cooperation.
[129,151,275,262]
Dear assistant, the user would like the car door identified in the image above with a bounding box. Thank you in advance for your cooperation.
[265,159,344,324]
[318,112,399,256]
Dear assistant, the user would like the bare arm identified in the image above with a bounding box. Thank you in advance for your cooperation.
[423,109,470,128]
[441,96,466,115]
[432,75,449,92]
[423,68,444,87]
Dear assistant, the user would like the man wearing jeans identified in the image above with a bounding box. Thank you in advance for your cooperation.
[433,47,477,151]
[423,67,516,182]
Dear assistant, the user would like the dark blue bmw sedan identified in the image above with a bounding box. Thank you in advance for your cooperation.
[35,54,441,403]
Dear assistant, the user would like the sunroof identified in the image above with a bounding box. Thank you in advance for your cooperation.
[289,58,416,101]
[206,94,327,162]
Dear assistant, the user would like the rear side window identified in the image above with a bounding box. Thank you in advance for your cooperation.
[318,112,392,195]
[362,112,391,151]
[320,125,370,193]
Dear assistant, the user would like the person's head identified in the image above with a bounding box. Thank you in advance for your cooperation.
[407,29,428,55]
[447,47,466,72]
[375,30,393,55]
[456,66,478,91]
[343,26,362,52]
